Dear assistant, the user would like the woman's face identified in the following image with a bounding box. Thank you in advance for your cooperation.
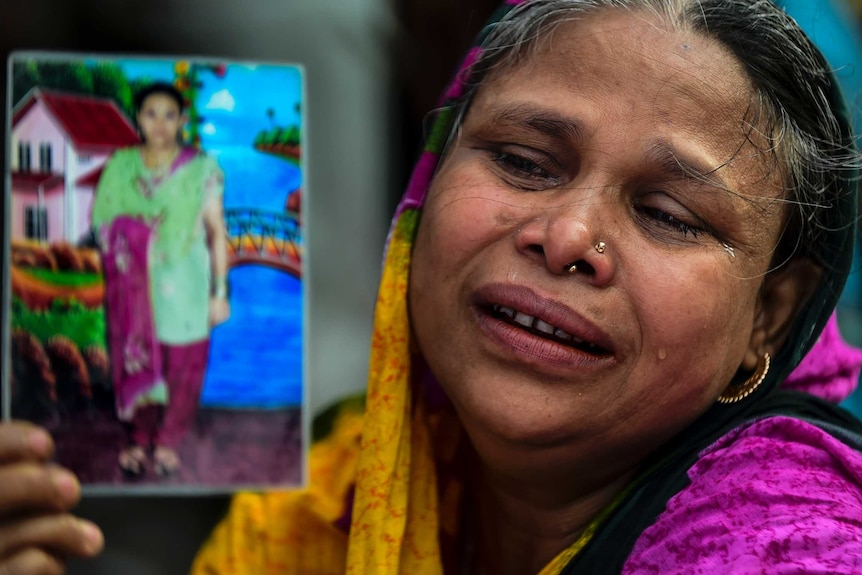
[137,93,183,149]
[410,11,795,467]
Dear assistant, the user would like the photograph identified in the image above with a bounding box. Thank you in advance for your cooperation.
[4,53,306,491]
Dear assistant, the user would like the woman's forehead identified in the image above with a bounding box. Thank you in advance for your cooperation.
[141,93,180,110]
[505,10,751,109]
[469,9,777,192]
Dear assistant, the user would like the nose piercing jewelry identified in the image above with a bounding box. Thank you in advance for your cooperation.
[595,241,606,254]
[567,263,578,274]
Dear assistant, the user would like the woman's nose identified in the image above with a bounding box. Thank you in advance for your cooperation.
[515,200,617,286]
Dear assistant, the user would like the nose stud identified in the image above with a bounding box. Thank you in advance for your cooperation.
[566,241,606,274]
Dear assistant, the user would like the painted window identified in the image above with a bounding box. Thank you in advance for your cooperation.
[25,206,48,241]
[39,142,52,172]
[18,141,32,171]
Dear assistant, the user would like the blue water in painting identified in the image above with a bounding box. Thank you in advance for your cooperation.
[202,266,302,408]
[199,147,303,408]
[217,145,301,212]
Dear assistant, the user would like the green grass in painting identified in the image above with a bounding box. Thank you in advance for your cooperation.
[23,268,102,287]
[10,297,106,349]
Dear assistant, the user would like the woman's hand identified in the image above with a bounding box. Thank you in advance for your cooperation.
[210,297,231,327]
[0,422,104,574]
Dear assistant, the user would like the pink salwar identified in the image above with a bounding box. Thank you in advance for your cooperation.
[128,341,210,448]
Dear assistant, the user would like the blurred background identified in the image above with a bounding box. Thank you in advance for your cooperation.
[0,0,860,572]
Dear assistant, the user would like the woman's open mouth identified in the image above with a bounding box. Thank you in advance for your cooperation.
[489,304,610,356]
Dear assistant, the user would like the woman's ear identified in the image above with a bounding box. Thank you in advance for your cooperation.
[742,257,822,370]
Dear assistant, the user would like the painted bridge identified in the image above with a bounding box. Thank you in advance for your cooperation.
[225,208,301,278]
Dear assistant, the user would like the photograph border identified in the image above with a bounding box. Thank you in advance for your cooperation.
[3,50,310,495]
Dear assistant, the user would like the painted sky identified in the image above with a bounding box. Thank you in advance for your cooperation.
[109,59,302,151]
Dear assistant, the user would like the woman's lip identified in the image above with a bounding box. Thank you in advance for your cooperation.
[471,283,617,357]
[474,311,616,369]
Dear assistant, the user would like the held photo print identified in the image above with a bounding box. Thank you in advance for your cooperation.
[3,53,306,492]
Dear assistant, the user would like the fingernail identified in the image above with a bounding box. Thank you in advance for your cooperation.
[52,470,80,500]
[78,520,104,554]
[28,430,51,455]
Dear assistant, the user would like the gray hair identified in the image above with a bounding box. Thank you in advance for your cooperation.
[447,0,860,268]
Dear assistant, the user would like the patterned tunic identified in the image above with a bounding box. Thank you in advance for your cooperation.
[92,147,224,344]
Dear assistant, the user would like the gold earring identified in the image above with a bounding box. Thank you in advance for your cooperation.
[717,353,770,404]
[595,241,606,254]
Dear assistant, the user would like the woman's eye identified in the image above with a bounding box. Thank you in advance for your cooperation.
[491,151,560,187]
[638,205,705,239]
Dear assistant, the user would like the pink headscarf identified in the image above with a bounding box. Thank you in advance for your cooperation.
[784,313,862,403]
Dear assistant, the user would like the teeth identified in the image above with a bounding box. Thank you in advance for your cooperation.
[514,312,534,328]
[498,305,516,319]
[535,319,555,335]
[492,305,579,343]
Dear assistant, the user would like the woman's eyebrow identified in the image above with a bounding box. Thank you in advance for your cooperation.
[485,106,733,192]
[489,105,586,143]
[645,141,731,191]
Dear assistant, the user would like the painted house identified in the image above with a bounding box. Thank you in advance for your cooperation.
[10,88,138,244]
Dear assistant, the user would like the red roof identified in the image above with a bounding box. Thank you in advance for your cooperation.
[11,172,64,189]
[13,89,139,152]
[76,166,104,187]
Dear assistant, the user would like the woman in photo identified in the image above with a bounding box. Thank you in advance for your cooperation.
[91,81,230,478]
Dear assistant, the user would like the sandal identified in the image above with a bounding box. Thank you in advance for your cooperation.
[118,446,148,479]
[153,446,181,477]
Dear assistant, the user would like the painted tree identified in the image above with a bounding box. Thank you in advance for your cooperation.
[13,61,93,105]
[37,62,93,94]
[277,129,292,146]
[90,62,133,117]
[264,127,282,146]
[12,61,40,105]
[285,125,301,146]
[173,61,227,148]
